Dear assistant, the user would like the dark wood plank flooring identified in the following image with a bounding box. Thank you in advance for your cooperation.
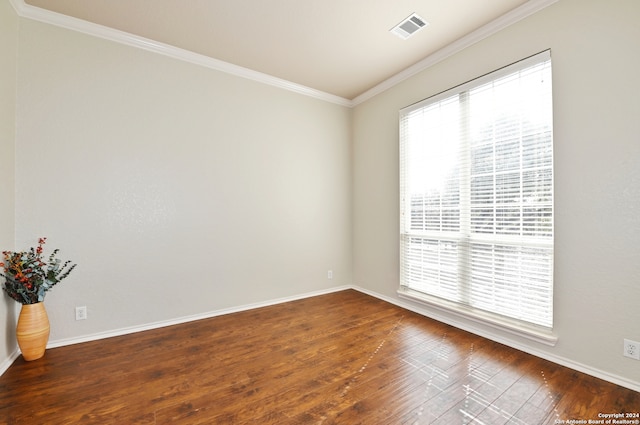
[0,290,637,424]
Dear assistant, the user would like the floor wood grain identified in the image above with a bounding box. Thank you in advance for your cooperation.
[0,290,637,424]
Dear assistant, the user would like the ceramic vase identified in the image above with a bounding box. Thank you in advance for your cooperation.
[16,302,50,361]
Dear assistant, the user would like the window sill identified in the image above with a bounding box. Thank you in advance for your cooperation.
[397,287,558,347]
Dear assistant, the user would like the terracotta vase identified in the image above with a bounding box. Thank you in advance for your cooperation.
[16,302,50,361]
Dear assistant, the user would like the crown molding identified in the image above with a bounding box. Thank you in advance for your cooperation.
[8,0,354,108]
[351,0,560,106]
[9,0,558,108]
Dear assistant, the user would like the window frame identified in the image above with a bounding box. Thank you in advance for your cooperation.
[398,50,556,345]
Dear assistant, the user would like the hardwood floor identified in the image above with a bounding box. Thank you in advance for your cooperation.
[0,290,638,424]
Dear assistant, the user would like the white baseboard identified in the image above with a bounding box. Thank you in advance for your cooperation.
[351,285,640,393]
[0,286,348,376]
[0,349,20,377]
[4,284,639,394]
[46,285,352,350]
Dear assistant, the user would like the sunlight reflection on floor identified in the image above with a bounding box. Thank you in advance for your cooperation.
[394,324,563,425]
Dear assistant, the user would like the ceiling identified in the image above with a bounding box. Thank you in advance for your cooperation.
[22,0,537,101]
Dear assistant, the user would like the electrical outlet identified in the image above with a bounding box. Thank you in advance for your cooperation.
[75,306,87,321]
[623,339,640,360]
[327,270,333,279]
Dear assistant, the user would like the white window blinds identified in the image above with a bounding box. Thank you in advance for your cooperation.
[399,51,553,329]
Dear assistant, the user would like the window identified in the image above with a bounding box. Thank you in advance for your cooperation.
[399,51,553,330]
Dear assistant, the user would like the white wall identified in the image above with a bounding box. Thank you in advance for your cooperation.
[0,0,18,369]
[353,0,640,388]
[13,18,352,342]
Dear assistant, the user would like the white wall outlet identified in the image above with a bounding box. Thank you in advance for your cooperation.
[623,339,640,360]
[327,270,333,279]
[75,306,87,321]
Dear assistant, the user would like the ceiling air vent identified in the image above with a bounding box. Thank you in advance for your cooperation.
[390,13,428,40]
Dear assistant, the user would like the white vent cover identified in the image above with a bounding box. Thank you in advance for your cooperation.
[390,13,428,40]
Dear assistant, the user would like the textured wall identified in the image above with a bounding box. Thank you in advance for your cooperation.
[0,0,18,368]
[14,18,352,342]
[352,0,640,387]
